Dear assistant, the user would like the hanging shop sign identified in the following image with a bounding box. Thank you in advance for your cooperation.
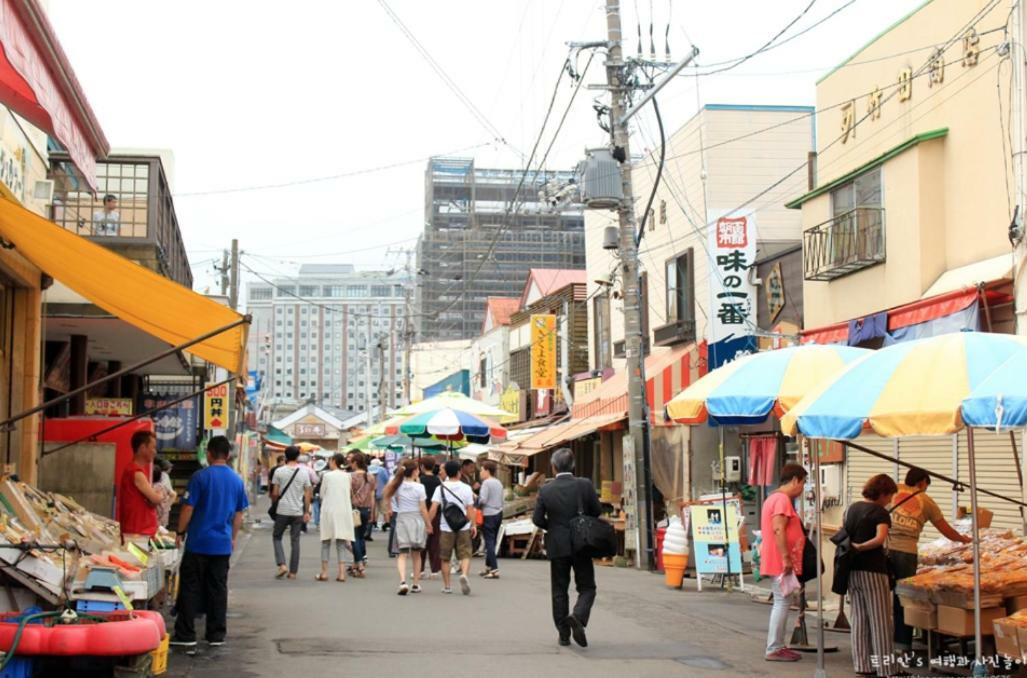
[142,393,198,451]
[499,385,522,421]
[707,210,758,370]
[530,314,557,390]
[203,382,230,430]
[573,376,603,400]
[765,261,785,322]
[690,502,744,588]
[84,398,132,416]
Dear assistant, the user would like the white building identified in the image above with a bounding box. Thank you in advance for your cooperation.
[246,264,410,414]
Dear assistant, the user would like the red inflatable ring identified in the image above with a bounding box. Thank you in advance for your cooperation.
[0,610,164,656]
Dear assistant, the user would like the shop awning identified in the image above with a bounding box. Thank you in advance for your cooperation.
[490,412,626,467]
[0,197,248,372]
[922,253,1012,298]
[0,0,108,189]
[572,343,698,425]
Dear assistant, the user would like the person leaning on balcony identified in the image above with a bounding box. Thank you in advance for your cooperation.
[92,193,121,236]
[887,467,971,650]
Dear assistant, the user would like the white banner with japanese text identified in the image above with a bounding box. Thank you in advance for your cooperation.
[706,209,757,345]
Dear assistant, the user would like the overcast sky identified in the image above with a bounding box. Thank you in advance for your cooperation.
[47,0,923,296]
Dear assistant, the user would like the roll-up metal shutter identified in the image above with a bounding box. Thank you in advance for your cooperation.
[957,430,1026,533]
[845,435,899,508]
[895,435,959,543]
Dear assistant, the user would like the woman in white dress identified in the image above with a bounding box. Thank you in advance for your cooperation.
[316,453,355,582]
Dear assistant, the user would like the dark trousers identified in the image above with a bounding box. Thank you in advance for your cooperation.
[890,550,919,645]
[421,512,442,574]
[550,554,597,636]
[174,551,230,643]
[352,507,371,563]
[272,515,303,574]
[387,513,398,556]
[482,513,502,571]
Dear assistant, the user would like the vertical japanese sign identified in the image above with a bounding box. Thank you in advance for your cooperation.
[203,382,230,430]
[530,314,557,390]
[142,393,198,451]
[707,210,758,370]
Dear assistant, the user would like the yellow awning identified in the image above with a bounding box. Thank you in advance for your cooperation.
[0,197,248,373]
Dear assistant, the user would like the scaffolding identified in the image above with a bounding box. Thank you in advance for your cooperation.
[416,157,585,341]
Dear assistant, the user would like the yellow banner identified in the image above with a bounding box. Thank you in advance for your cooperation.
[203,382,230,430]
[530,314,557,391]
[85,397,133,416]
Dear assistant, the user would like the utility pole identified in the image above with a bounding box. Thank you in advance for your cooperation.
[228,238,240,310]
[605,0,653,570]
[364,319,374,428]
[219,249,229,296]
[1013,0,1027,337]
[377,336,387,423]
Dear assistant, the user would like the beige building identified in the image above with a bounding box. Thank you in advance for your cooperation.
[787,0,1022,533]
[581,104,815,500]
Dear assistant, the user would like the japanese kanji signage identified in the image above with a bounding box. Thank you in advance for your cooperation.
[203,383,230,430]
[765,261,785,322]
[529,314,557,391]
[707,210,757,345]
[84,398,132,416]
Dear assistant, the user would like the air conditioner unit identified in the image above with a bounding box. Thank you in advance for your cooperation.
[819,464,842,500]
[33,180,54,203]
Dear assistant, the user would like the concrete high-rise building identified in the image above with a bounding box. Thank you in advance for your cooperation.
[416,157,585,341]
[246,264,410,415]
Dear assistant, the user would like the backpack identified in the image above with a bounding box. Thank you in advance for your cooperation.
[440,484,469,532]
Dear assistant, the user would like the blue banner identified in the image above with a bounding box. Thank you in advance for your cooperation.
[143,393,199,451]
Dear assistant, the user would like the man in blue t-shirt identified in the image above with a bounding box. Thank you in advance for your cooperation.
[171,436,248,648]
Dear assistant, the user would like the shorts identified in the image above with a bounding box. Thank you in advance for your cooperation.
[440,530,473,561]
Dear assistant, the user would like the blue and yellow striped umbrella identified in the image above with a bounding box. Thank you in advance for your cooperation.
[962,349,1027,430]
[666,344,870,426]
[782,332,1027,439]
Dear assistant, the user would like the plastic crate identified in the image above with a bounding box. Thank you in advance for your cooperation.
[150,635,168,676]
[75,600,124,613]
[0,656,34,678]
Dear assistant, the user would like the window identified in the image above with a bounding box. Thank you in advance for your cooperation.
[346,286,369,298]
[299,285,317,297]
[250,287,272,300]
[324,285,343,297]
[371,285,391,297]
[831,167,882,216]
[276,285,296,297]
[665,249,695,323]
[593,292,612,370]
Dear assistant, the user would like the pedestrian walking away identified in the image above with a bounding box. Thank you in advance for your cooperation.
[430,460,476,595]
[384,459,432,595]
[171,436,248,649]
[370,457,389,534]
[887,467,970,649]
[846,474,899,677]
[418,457,442,578]
[531,448,600,648]
[270,445,312,579]
[758,463,807,663]
[311,457,327,528]
[317,453,355,582]
[478,460,504,578]
[347,451,375,577]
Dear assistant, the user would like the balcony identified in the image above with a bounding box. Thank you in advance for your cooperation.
[653,318,696,347]
[48,153,192,287]
[803,207,886,281]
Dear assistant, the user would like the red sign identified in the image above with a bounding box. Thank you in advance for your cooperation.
[0,1,101,190]
[715,216,749,249]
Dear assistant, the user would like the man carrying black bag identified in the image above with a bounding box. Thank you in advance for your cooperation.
[532,448,602,648]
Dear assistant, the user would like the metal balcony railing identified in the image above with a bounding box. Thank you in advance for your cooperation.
[803,207,886,281]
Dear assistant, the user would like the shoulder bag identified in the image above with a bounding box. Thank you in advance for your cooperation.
[441,484,469,532]
[830,490,922,594]
[268,468,300,521]
[569,480,617,559]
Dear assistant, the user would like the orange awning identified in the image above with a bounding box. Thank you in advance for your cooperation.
[0,197,248,373]
[490,412,626,467]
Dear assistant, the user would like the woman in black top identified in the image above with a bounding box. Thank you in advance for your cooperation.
[846,473,898,677]
[418,457,443,578]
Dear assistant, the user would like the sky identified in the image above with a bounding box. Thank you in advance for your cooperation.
[47,0,925,297]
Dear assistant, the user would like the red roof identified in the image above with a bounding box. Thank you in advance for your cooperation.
[482,297,520,333]
[519,269,587,308]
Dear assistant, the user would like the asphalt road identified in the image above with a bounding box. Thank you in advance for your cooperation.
[166,514,862,678]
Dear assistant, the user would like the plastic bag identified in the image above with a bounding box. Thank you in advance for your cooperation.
[777,571,801,597]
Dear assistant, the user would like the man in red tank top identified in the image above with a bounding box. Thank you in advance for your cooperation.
[118,430,162,540]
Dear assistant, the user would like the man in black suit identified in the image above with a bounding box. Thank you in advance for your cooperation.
[532,447,602,648]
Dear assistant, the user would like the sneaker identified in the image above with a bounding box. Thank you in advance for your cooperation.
[398,582,409,596]
[459,574,471,595]
[441,586,453,594]
[169,639,197,648]
[765,649,801,662]
[410,584,422,593]
[208,640,225,647]
[483,570,500,579]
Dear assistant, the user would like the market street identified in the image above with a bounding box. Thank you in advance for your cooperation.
[167,515,856,678]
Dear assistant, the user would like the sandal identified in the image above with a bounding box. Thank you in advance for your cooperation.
[336,575,347,582]
[275,567,288,579]
[352,569,366,579]
[314,573,329,582]
[483,571,500,579]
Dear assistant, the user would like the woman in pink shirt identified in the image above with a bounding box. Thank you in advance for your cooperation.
[759,463,808,662]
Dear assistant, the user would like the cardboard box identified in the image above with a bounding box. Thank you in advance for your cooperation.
[1007,595,1027,614]
[1018,627,1027,656]
[993,618,1022,659]
[937,605,1004,637]
[904,605,937,631]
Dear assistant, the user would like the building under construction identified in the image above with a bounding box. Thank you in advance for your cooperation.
[416,157,585,341]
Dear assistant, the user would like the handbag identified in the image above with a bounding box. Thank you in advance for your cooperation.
[352,509,362,527]
[268,468,300,521]
[569,480,617,559]
[798,526,823,584]
[440,484,469,532]
[831,490,923,594]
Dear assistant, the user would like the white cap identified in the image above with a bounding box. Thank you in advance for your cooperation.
[369,458,382,467]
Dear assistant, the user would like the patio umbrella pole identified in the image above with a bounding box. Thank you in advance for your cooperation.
[720,427,732,590]
[812,437,826,678]
[966,428,985,677]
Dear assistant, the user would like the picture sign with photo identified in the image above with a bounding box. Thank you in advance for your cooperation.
[689,502,743,586]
